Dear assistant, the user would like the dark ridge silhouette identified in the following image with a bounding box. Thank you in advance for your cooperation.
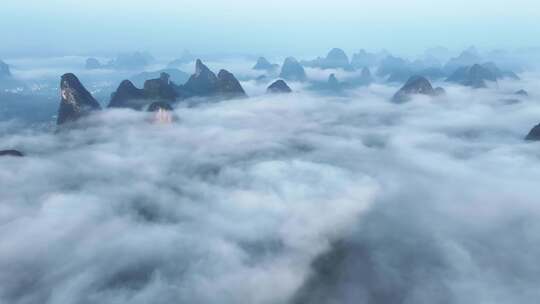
[0,150,24,157]
[267,80,292,94]
[108,80,146,109]
[525,124,540,141]
[217,69,247,99]
[174,59,246,100]
[181,59,219,96]
[57,73,101,125]
[109,73,178,110]
[143,72,178,101]
[392,76,440,103]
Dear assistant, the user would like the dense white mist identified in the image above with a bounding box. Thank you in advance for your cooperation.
[1,73,540,303]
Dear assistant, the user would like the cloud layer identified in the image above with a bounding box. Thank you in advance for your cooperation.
[1,76,540,303]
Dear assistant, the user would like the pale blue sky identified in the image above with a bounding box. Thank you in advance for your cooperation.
[1,0,539,57]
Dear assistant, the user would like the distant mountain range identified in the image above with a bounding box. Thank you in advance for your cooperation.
[446,62,519,88]
[85,52,154,70]
[2,46,538,157]
[302,48,354,71]
[55,59,295,127]
[253,57,279,71]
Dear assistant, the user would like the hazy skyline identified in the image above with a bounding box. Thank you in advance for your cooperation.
[2,0,540,57]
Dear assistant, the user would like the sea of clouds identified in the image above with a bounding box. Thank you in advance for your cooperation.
[1,65,540,304]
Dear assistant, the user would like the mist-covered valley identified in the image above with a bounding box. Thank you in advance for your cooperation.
[2,44,540,304]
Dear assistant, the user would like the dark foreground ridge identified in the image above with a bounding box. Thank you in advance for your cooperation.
[57,73,102,125]
[0,150,24,157]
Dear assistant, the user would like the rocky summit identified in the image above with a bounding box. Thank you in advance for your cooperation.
[143,73,178,101]
[525,124,540,141]
[217,69,247,99]
[253,57,279,71]
[175,59,247,100]
[108,80,146,109]
[279,57,307,82]
[181,59,219,96]
[108,73,177,109]
[392,76,439,103]
[267,80,292,94]
[57,73,101,125]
